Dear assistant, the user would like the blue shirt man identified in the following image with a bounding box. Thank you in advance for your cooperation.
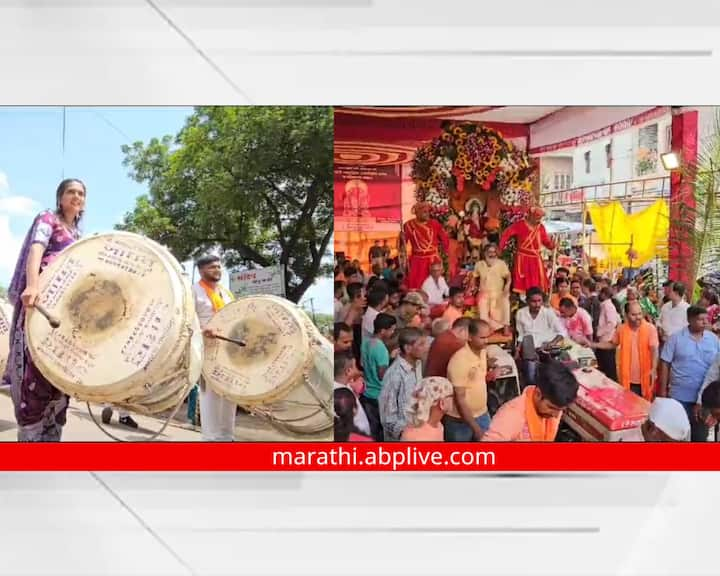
[661,328,720,403]
[659,305,720,441]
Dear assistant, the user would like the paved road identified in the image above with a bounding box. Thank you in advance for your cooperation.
[0,388,331,442]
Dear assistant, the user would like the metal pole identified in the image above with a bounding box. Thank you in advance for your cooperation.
[582,194,588,267]
[308,297,316,323]
[61,106,66,179]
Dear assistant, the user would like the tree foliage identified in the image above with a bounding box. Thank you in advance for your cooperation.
[674,109,720,297]
[117,106,333,302]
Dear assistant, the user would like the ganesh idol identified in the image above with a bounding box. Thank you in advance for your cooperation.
[461,197,487,256]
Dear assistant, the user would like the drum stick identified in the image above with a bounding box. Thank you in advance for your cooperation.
[215,334,247,347]
[34,303,61,329]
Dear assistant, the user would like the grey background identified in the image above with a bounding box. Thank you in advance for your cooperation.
[2,1,720,104]
[2,1,720,574]
[4,471,720,574]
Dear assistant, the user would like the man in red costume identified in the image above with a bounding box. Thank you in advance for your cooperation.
[499,206,555,295]
[400,201,450,290]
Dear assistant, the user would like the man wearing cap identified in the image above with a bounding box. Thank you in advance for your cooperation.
[394,292,425,331]
[193,254,237,441]
[499,206,555,295]
[620,397,691,442]
[399,202,449,290]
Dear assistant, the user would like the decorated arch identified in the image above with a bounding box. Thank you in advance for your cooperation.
[412,121,536,224]
[410,122,538,276]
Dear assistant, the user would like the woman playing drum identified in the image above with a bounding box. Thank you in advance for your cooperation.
[2,179,86,441]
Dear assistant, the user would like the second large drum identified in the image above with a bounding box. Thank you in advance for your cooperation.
[202,295,333,433]
[24,232,202,414]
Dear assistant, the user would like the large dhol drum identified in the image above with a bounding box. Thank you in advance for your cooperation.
[25,232,202,415]
[202,294,333,434]
[0,300,13,377]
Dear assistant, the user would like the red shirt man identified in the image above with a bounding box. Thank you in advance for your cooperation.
[425,317,471,378]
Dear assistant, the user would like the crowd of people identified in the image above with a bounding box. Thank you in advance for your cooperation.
[333,233,720,443]
[332,244,584,443]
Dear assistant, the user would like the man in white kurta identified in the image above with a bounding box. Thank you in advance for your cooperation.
[193,255,237,441]
[474,243,511,333]
[658,282,690,341]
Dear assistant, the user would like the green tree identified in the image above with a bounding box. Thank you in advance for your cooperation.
[117,106,333,303]
[312,313,333,337]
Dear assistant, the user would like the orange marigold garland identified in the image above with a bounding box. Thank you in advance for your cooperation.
[411,122,535,224]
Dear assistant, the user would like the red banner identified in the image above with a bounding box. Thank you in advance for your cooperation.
[2,443,720,471]
[529,106,670,155]
[334,164,402,233]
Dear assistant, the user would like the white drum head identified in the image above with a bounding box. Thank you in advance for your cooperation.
[260,336,333,433]
[26,233,185,398]
[203,295,311,404]
[0,301,13,376]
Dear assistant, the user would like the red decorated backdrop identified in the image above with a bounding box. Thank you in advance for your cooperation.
[334,164,402,231]
[334,110,529,270]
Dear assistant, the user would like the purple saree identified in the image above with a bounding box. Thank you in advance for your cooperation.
[3,210,79,441]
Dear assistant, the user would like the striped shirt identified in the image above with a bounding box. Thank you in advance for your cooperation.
[378,356,421,441]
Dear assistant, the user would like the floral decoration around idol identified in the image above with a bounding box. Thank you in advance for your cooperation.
[411,122,536,226]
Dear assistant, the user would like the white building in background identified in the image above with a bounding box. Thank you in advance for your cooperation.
[538,155,573,196]
[533,107,675,220]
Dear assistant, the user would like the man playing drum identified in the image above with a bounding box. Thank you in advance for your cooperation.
[193,255,237,441]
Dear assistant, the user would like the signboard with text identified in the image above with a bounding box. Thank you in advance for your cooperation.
[229,266,286,298]
[333,164,402,233]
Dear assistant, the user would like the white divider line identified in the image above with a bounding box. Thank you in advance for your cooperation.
[144,0,254,102]
[89,471,199,576]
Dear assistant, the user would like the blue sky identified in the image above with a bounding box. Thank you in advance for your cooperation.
[0,107,331,314]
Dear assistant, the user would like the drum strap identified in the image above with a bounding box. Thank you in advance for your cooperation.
[85,317,194,442]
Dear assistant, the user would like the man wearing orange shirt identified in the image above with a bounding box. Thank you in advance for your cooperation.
[549,277,577,312]
[482,360,579,442]
[442,287,466,325]
[590,301,659,400]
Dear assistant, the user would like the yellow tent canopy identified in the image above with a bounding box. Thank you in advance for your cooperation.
[587,199,669,269]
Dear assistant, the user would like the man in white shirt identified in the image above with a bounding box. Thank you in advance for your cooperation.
[334,280,345,322]
[334,352,371,437]
[515,286,567,385]
[192,255,237,441]
[361,286,389,342]
[420,261,449,307]
[516,287,568,348]
[658,281,690,341]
